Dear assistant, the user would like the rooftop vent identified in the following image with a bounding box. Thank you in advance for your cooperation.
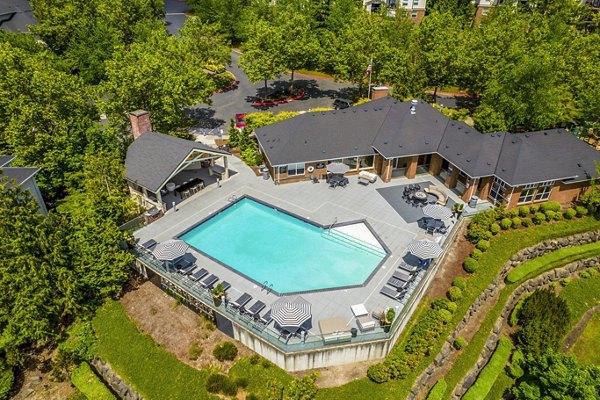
[512,139,517,144]
[304,140,308,145]
[322,150,326,154]
[466,159,471,162]
[383,141,388,145]
[410,105,416,115]
[425,141,429,145]
[411,99,418,105]
[490,134,495,137]
[525,133,530,138]
[577,163,582,167]
[398,144,403,148]
[544,131,548,135]
[445,145,449,149]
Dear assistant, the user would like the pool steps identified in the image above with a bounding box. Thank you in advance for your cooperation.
[323,229,387,257]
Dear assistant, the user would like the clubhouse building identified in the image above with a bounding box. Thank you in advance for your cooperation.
[256,97,599,209]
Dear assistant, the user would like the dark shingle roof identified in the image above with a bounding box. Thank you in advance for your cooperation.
[125,132,230,193]
[0,0,35,32]
[372,99,451,158]
[494,129,599,186]
[0,155,16,167]
[0,167,39,186]
[437,123,505,178]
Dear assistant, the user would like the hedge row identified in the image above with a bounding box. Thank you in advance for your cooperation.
[505,241,600,283]
[70,363,115,400]
[467,202,588,244]
[461,338,512,400]
[426,379,447,400]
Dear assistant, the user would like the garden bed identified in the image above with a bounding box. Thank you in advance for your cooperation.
[212,71,238,94]
[252,88,305,107]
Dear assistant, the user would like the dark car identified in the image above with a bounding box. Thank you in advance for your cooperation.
[235,113,246,130]
[333,98,353,110]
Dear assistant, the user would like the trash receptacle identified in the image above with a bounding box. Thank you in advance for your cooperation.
[469,196,478,208]
[350,328,358,338]
[262,170,270,180]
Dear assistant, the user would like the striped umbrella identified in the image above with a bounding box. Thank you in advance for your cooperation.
[152,239,189,261]
[422,204,452,220]
[271,296,312,329]
[406,239,443,259]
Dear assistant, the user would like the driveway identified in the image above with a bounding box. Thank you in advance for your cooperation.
[164,0,190,35]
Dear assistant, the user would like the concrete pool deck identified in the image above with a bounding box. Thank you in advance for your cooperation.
[134,154,464,368]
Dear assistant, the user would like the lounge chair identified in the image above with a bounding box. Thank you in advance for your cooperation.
[175,258,193,271]
[189,267,208,282]
[244,300,266,319]
[179,263,197,275]
[380,286,406,301]
[393,270,413,282]
[219,281,231,291]
[200,274,219,288]
[258,309,272,325]
[399,262,419,273]
[356,315,376,331]
[387,277,410,290]
[141,239,157,251]
[229,293,252,310]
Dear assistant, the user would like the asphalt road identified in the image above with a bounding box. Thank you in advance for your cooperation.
[163,0,355,130]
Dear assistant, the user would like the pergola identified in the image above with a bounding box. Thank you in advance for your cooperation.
[125,132,231,212]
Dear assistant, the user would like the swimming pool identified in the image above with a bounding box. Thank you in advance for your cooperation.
[179,197,388,294]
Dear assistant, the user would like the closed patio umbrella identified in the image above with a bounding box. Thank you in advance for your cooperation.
[422,204,452,220]
[271,296,312,331]
[406,239,443,259]
[327,162,350,175]
[152,239,189,261]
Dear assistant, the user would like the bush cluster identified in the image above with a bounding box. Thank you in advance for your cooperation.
[462,338,512,400]
[447,286,463,301]
[213,341,238,361]
[512,217,522,228]
[463,257,479,273]
[452,277,468,291]
[206,373,238,396]
[490,223,501,235]
[500,218,512,230]
[477,240,490,252]
[563,208,577,219]
[453,336,467,350]
[470,248,483,260]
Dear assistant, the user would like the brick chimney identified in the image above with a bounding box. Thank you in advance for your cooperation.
[129,110,153,140]
[371,86,391,100]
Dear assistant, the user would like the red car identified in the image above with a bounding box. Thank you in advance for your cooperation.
[235,113,246,130]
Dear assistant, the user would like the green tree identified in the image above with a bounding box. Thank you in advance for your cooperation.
[286,373,319,400]
[512,352,600,400]
[239,19,285,100]
[189,0,249,43]
[516,289,570,356]
[580,163,600,216]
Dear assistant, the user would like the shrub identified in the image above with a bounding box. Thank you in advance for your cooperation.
[519,206,530,217]
[561,278,571,286]
[234,377,249,389]
[249,354,261,365]
[287,373,319,400]
[588,268,598,277]
[545,210,557,220]
[187,342,202,361]
[447,286,463,302]
[438,309,453,323]
[240,146,263,166]
[522,217,532,227]
[580,270,591,279]
[213,341,238,361]
[500,218,512,230]
[576,205,588,217]
[508,209,520,218]
[564,208,577,219]
[533,212,546,224]
[454,336,467,350]
[431,298,457,313]
[0,368,14,400]
[507,362,524,379]
[247,394,260,400]
[367,363,391,383]
[467,209,503,243]
[511,217,521,228]
[463,257,479,273]
[426,379,447,400]
[530,205,539,213]
[490,223,501,235]
[462,338,512,400]
[206,373,237,396]
[509,295,530,326]
[477,240,491,252]
[540,201,561,212]
[452,277,468,291]
[471,248,483,260]
[70,363,115,400]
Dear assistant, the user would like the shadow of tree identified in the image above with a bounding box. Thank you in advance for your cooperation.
[184,107,226,129]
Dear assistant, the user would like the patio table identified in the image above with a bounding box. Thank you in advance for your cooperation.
[413,191,428,202]
[175,178,204,197]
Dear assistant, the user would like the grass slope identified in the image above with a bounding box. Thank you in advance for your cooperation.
[569,311,600,365]
[462,338,512,400]
[70,363,115,400]
[92,301,214,400]
[560,273,600,328]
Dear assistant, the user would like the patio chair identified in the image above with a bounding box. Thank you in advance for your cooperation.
[243,300,266,319]
[200,274,219,288]
[387,277,410,290]
[229,292,252,310]
[219,281,231,291]
[351,304,376,331]
[393,270,413,282]
[399,261,419,273]
[140,239,157,251]
[189,267,208,282]
[182,189,191,199]
[258,309,272,326]
[380,286,406,301]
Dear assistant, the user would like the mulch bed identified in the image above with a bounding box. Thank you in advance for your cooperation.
[252,89,305,107]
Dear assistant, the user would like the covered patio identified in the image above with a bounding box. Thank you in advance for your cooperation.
[125,132,232,213]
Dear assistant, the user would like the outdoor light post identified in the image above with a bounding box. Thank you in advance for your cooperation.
[172,201,177,212]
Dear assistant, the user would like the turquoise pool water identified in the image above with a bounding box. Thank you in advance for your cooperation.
[179,198,386,294]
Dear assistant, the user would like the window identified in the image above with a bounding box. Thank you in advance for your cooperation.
[534,181,554,201]
[342,157,358,170]
[490,177,507,205]
[411,11,418,17]
[287,163,305,176]
[518,183,537,204]
[402,0,408,6]
[278,165,287,174]
[358,155,374,169]
[413,0,419,5]
[482,8,489,15]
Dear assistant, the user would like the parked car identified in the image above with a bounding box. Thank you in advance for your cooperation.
[235,113,246,130]
[333,98,353,110]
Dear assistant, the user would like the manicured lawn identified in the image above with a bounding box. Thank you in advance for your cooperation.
[92,301,213,400]
[506,241,600,283]
[484,370,514,400]
[462,338,512,400]
[560,273,600,328]
[228,357,292,398]
[569,311,600,366]
[440,217,600,398]
[426,379,446,400]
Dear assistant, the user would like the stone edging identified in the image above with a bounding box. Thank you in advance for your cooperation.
[409,229,600,399]
[91,357,142,400]
[452,255,600,399]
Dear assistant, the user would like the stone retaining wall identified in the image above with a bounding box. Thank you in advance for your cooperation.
[91,357,142,400]
[409,229,600,399]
